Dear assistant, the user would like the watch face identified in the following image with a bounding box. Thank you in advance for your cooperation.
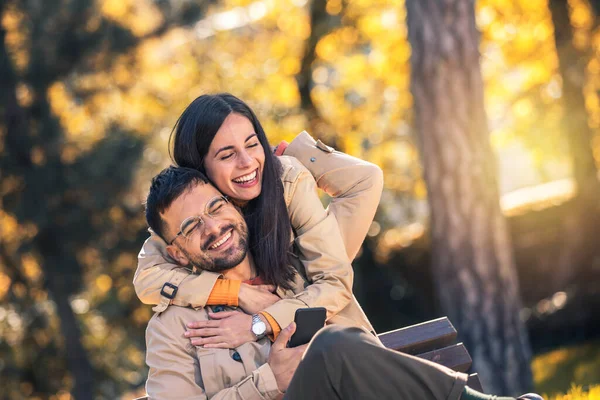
[252,321,266,335]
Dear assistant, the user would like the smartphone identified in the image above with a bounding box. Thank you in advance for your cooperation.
[287,307,327,348]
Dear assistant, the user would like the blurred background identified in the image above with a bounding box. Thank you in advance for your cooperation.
[1,0,600,398]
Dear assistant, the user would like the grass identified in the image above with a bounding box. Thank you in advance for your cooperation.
[532,340,600,399]
[544,385,600,399]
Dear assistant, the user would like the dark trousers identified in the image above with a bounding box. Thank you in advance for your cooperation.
[284,325,468,400]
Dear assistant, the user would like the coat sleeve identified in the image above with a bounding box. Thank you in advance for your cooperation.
[134,231,222,312]
[284,131,384,261]
[262,165,354,329]
[146,311,282,400]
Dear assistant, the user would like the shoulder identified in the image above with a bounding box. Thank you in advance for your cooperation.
[277,155,314,208]
[148,306,209,337]
[278,155,311,184]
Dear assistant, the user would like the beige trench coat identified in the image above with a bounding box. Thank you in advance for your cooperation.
[135,131,383,332]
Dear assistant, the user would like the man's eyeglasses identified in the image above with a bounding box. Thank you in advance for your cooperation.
[169,195,230,245]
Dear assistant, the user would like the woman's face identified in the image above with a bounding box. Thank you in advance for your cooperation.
[203,113,265,206]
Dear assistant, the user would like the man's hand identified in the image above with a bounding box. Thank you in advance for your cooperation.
[268,322,308,393]
[185,311,257,348]
[238,283,281,315]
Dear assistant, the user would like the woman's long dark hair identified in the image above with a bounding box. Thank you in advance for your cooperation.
[169,93,296,289]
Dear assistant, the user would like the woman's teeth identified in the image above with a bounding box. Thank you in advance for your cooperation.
[233,170,257,183]
[209,230,232,249]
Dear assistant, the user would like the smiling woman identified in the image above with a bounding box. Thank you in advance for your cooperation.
[170,94,296,289]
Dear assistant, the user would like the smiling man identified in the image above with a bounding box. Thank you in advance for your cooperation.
[141,166,542,400]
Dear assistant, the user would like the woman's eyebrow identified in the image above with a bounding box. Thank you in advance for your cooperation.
[214,134,257,157]
[214,145,234,157]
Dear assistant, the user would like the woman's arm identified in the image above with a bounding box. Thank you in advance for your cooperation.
[283,131,384,260]
[261,161,355,330]
[134,232,235,312]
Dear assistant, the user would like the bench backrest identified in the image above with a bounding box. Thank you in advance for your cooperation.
[378,316,483,392]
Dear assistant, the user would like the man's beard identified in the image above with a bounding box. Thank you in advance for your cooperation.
[181,221,249,273]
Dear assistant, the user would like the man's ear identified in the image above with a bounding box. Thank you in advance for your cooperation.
[166,244,191,267]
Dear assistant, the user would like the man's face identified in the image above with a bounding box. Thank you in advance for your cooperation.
[161,182,249,273]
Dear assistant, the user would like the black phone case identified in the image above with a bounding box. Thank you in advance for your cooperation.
[287,307,326,348]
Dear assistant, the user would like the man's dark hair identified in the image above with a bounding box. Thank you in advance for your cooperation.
[169,93,295,289]
[145,166,209,242]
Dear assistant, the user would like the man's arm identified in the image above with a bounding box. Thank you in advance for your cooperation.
[145,308,286,400]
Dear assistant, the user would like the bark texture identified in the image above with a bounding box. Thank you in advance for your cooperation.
[548,0,600,291]
[405,0,533,394]
[296,0,339,143]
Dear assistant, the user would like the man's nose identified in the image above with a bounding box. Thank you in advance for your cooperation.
[202,215,223,237]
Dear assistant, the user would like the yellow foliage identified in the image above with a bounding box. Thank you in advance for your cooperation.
[1,5,29,71]
[546,385,600,400]
[0,210,19,237]
[100,0,164,37]
[95,275,113,294]
[0,271,11,300]
[21,254,42,282]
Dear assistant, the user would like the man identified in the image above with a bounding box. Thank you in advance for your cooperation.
[142,166,541,400]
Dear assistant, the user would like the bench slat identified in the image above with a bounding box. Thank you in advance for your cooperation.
[378,317,457,355]
[467,373,483,392]
[416,343,472,373]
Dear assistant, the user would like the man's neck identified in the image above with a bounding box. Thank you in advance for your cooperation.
[221,254,256,281]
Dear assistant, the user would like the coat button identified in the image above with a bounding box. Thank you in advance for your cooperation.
[213,305,225,312]
[310,157,316,162]
[232,351,242,362]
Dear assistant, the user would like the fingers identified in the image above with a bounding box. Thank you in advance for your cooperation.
[190,335,229,347]
[272,322,296,351]
[202,343,230,349]
[208,311,238,319]
[187,320,222,329]
[256,284,277,293]
[184,328,221,338]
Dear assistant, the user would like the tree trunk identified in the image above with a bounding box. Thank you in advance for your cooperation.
[296,0,338,143]
[1,5,95,397]
[548,0,600,291]
[405,0,533,394]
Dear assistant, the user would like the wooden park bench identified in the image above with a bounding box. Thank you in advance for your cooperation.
[377,316,483,392]
[135,316,482,399]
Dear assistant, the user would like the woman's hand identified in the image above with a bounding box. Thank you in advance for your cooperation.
[185,310,263,348]
[238,283,281,315]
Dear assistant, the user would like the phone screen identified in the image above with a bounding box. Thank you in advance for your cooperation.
[287,307,327,348]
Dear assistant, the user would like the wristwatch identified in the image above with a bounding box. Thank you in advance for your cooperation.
[251,314,267,340]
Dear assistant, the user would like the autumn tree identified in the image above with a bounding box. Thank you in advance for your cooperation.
[0,0,213,397]
[405,0,533,394]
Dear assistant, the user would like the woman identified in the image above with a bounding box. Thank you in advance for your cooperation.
[134,93,383,346]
